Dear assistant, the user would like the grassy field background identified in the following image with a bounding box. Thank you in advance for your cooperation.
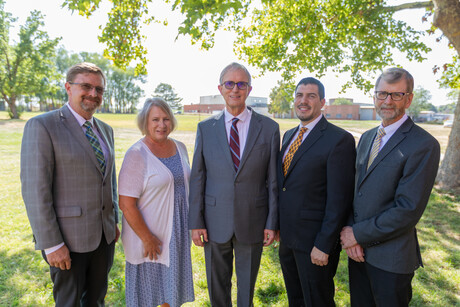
[0,111,458,306]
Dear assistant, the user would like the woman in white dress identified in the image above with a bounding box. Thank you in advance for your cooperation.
[118,98,194,307]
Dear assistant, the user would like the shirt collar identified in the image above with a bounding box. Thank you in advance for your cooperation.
[224,107,251,123]
[299,114,323,131]
[66,102,94,127]
[379,113,408,134]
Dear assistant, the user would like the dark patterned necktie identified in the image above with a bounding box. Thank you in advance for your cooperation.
[229,118,240,171]
[283,127,308,176]
[83,121,106,174]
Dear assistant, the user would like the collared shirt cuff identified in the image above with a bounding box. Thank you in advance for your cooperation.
[44,242,65,255]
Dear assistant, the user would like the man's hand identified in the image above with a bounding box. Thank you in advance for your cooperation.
[263,229,275,246]
[340,226,358,249]
[311,246,329,266]
[191,229,208,247]
[115,224,121,243]
[46,245,71,270]
[345,244,365,263]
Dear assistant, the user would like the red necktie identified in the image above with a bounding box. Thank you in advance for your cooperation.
[230,118,240,171]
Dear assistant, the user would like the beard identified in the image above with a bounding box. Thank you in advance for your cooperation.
[295,104,315,122]
[80,95,102,113]
[376,104,405,122]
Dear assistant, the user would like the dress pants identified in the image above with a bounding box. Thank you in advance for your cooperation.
[204,236,263,307]
[279,242,340,307]
[43,236,115,307]
[348,259,414,307]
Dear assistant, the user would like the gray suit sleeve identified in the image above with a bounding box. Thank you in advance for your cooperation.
[188,124,207,229]
[354,137,440,246]
[20,118,63,250]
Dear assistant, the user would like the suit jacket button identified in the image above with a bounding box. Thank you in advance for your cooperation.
[358,192,363,197]
[282,187,286,191]
[354,213,358,217]
[102,206,105,210]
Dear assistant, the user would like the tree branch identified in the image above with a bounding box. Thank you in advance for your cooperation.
[383,1,434,12]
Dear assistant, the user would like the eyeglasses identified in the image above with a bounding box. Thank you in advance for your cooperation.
[374,91,410,101]
[69,82,105,95]
[222,81,249,90]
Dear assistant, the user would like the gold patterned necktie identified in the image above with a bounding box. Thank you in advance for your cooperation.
[283,127,308,176]
[367,127,386,170]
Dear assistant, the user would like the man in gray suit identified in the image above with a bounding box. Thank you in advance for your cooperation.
[189,62,280,306]
[21,62,119,306]
[340,67,440,306]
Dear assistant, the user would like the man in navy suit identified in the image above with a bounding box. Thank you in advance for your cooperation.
[277,77,356,306]
[341,67,440,307]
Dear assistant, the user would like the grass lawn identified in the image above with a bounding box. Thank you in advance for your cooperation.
[0,111,458,306]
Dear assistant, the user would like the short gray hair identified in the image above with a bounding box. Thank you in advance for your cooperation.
[137,97,177,135]
[375,67,414,93]
[219,62,252,85]
[66,62,106,86]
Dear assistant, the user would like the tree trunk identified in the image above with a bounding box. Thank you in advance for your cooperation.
[432,0,460,193]
[436,93,460,193]
[6,97,19,119]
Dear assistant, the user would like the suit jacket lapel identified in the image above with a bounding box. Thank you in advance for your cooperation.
[215,111,236,173]
[284,116,327,178]
[59,105,105,176]
[238,110,262,173]
[356,127,376,186]
[279,127,297,178]
[360,118,413,185]
[93,118,113,179]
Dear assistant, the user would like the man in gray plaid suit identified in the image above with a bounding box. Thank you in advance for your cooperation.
[21,62,119,306]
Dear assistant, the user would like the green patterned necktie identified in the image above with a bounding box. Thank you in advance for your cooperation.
[367,127,386,170]
[83,121,106,174]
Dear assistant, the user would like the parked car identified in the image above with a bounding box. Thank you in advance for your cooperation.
[443,120,453,128]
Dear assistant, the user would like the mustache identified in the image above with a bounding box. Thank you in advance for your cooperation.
[297,104,311,109]
[82,96,101,103]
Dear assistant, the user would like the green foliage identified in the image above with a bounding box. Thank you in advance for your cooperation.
[0,0,61,118]
[408,86,434,118]
[61,0,439,94]
[153,82,183,110]
[438,102,456,114]
[438,55,460,90]
[268,80,294,114]
[332,98,353,105]
[52,49,146,113]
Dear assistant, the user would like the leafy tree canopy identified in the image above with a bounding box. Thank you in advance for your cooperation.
[62,0,445,91]
[269,80,295,114]
[0,0,60,118]
[153,82,183,110]
[407,86,434,118]
[332,98,353,105]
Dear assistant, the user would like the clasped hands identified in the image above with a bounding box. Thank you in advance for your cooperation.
[191,229,276,247]
[340,226,365,263]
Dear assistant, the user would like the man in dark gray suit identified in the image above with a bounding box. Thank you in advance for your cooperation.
[340,67,440,307]
[21,62,119,306]
[189,62,279,306]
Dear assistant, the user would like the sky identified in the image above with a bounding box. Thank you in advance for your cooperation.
[4,0,456,106]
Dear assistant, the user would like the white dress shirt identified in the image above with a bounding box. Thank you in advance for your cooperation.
[224,107,252,158]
